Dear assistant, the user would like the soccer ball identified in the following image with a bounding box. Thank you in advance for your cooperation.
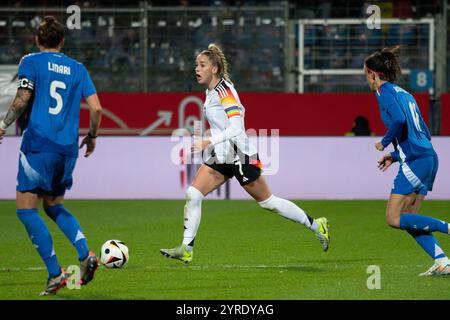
[100,240,129,268]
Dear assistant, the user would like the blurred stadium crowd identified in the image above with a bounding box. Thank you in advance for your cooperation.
[0,0,444,93]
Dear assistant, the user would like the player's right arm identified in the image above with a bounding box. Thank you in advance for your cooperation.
[0,55,35,143]
[379,94,406,150]
[377,153,394,172]
[208,86,244,146]
[0,88,33,143]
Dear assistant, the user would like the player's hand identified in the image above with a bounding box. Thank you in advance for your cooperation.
[191,137,211,153]
[0,128,5,144]
[79,135,96,157]
[377,154,393,172]
[375,140,384,151]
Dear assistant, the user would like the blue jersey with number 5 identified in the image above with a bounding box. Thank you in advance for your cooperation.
[376,81,435,162]
[18,51,96,157]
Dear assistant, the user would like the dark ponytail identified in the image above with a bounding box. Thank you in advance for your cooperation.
[37,16,64,49]
[364,45,401,82]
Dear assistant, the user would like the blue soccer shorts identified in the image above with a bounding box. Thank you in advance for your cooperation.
[392,155,439,196]
[17,151,77,197]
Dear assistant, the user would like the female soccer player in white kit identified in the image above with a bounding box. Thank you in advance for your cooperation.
[161,44,330,263]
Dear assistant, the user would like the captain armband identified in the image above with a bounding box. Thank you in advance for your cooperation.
[17,77,34,91]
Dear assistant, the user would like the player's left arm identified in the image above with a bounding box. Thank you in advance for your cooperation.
[390,149,400,162]
[79,93,102,157]
[0,88,33,143]
[78,66,102,157]
[377,153,394,172]
[375,96,405,151]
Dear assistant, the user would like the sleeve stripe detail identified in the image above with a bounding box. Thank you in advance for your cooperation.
[215,83,235,100]
[219,88,239,107]
[215,84,227,98]
[216,81,241,115]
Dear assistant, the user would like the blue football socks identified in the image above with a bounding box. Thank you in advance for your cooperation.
[407,229,446,260]
[400,214,449,234]
[17,209,61,278]
[45,204,89,261]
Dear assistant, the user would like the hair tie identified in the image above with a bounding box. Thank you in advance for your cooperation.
[366,66,385,76]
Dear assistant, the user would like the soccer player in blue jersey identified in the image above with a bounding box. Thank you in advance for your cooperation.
[364,46,450,276]
[0,16,102,294]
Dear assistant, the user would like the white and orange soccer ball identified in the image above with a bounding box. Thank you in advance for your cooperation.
[100,240,129,268]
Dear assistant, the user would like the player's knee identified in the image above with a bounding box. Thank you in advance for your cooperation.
[186,186,204,204]
[44,204,65,221]
[258,194,277,211]
[386,215,400,228]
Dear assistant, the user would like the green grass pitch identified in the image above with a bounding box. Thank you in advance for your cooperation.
[1,199,450,300]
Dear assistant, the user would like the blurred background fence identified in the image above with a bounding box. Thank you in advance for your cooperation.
[0,1,446,92]
[0,1,448,134]
[0,3,287,92]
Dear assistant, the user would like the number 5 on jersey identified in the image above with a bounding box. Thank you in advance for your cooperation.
[49,80,66,115]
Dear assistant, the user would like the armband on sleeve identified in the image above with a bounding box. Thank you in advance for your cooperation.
[17,77,34,91]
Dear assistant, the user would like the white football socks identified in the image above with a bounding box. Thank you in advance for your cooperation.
[182,186,204,248]
[258,194,319,232]
[182,190,319,249]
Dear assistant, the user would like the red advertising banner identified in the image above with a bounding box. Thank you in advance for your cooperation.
[80,92,430,136]
[441,93,450,136]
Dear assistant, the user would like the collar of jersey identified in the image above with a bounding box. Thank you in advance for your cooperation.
[213,78,225,90]
[206,78,224,95]
[377,81,389,96]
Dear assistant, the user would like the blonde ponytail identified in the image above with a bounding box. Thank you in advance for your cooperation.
[200,43,231,82]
